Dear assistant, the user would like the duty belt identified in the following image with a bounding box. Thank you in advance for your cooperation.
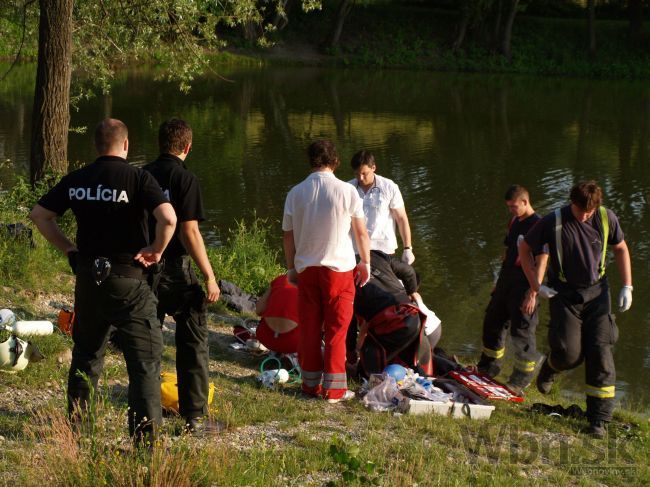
[77,254,146,282]
[163,255,191,269]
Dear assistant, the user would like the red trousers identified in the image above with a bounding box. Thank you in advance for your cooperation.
[255,318,300,354]
[298,266,355,400]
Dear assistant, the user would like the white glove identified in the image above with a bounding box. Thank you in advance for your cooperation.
[538,285,558,299]
[618,285,633,312]
[355,262,371,287]
[401,248,415,265]
[286,268,298,286]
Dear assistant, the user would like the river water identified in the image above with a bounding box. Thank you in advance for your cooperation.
[1,64,649,413]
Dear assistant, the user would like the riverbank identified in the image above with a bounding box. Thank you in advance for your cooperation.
[1,288,648,485]
[1,187,648,484]
[221,4,650,79]
[3,4,650,80]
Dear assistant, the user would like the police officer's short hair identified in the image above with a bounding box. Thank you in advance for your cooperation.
[95,119,128,153]
[308,140,339,169]
[570,180,602,211]
[504,184,529,202]
[351,150,376,171]
[159,119,192,155]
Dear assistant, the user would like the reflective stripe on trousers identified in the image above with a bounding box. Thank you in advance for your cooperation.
[301,369,323,388]
[323,372,347,391]
[585,384,615,399]
[482,346,505,359]
[514,358,536,373]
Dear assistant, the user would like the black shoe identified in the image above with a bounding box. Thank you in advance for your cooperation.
[536,357,557,395]
[586,420,607,439]
[184,417,224,437]
[506,369,534,396]
[477,355,501,378]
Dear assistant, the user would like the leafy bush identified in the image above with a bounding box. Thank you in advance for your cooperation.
[208,216,284,296]
[0,174,74,295]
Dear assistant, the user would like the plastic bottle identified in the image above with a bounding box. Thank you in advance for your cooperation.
[415,376,434,392]
[12,321,54,336]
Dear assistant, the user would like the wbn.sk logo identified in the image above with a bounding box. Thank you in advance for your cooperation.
[457,423,637,477]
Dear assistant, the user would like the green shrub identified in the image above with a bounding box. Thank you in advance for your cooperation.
[0,174,74,295]
[208,216,284,296]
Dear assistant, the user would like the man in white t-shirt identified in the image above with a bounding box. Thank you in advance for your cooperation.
[348,150,414,264]
[283,140,371,403]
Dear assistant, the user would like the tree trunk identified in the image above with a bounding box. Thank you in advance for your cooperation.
[242,21,259,43]
[326,0,353,48]
[492,0,503,50]
[30,0,73,184]
[587,0,596,59]
[500,0,519,61]
[272,0,292,31]
[452,1,470,51]
[629,0,644,43]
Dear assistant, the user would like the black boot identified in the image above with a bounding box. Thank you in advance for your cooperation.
[477,354,501,378]
[506,369,534,396]
[586,420,607,439]
[184,416,224,437]
[536,356,557,395]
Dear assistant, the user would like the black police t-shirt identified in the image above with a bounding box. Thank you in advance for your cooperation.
[38,156,167,257]
[142,154,204,259]
[524,205,624,287]
[502,213,542,268]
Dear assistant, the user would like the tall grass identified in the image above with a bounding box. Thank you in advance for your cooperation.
[208,216,284,296]
[25,404,222,487]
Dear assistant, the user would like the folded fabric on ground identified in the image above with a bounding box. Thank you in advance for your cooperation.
[218,279,258,314]
[530,402,585,419]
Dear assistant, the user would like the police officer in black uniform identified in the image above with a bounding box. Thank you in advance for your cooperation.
[520,181,633,438]
[143,119,220,434]
[30,119,177,444]
[477,185,548,395]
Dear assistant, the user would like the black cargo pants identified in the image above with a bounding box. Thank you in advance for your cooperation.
[155,256,209,420]
[547,278,617,422]
[478,269,538,378]
[69,261,163,441]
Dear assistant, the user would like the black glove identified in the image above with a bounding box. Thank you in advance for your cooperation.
[67,250,78,273]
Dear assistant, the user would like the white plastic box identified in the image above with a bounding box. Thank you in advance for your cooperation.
[450,401,495,420]
[433,378,496,421]
[400,398,453,416]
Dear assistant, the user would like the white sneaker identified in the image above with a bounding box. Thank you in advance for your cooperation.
[326,390,355,404]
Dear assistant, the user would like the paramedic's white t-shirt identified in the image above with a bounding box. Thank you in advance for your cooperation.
[283,171,364,273]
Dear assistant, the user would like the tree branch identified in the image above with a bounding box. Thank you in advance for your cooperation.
[0,0,37,82]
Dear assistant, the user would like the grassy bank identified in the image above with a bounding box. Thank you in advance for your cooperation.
[0,181,648,486]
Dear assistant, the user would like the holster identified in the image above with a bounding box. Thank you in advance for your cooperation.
[92,257,112,286]
[147,260,165,293]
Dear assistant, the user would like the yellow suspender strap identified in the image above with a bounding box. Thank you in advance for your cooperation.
[556,207,609,280]
[599,206,609,278]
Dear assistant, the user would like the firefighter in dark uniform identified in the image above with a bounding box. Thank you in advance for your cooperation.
[520,181,633,438]
[143,119,220,434]
[29,119,177,444]
[477,185,548,395]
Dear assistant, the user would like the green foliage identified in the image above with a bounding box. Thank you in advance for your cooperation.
[207,216,284,296]
[327,437,383,486]
[0,174,74,296]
